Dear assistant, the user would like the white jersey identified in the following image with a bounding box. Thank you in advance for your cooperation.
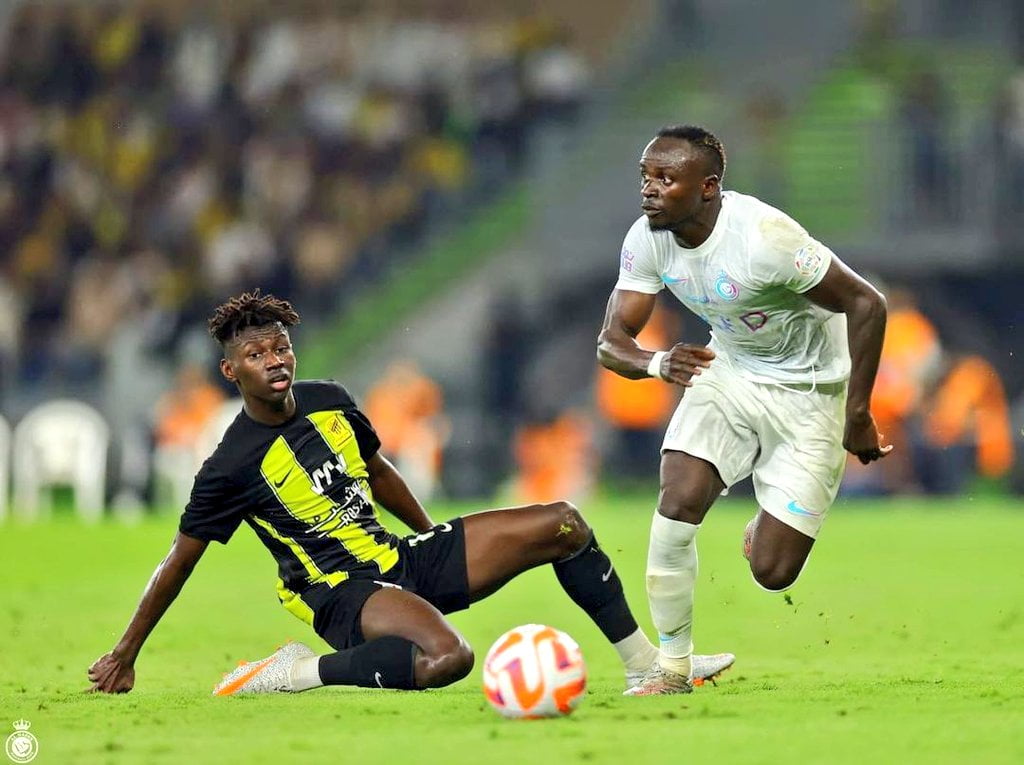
[614,190,850,385]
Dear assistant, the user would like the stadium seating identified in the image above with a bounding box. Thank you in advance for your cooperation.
[12,400,110,522]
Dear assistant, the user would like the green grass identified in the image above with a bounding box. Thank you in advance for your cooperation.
[2,496,1022,764]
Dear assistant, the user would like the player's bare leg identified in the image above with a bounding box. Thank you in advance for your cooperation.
[628,450,727,696]
[743,510,815,591]
[461,502,659,682]
[358,588,475,688]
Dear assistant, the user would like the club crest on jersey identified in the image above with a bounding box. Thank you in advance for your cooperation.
[713,272,740,301]
[795,243,823,276]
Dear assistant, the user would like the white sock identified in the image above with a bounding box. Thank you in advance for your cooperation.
[646,511,699,676]
[613,627,658,671]
[288,655,324,692]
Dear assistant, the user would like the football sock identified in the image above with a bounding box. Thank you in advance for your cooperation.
[646,511,699,677]
[317,636,418,690]
[553,532,640,645]
[613,627,658,672]
[288,655,323,692]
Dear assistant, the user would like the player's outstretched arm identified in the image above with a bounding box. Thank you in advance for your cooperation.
[598,288,714,385]
[365,452,434,533]
[87,532,208,693]
[804,256,892,464]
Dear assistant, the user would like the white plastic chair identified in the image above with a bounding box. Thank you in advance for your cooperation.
[152,398,242,510]
[13,399,110,522]
[0,414,10,521]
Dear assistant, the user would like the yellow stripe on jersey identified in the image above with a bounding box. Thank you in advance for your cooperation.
[250,514,348,587]
[261,427,398,575]
[307,411,399,574]
[276,578,316,626]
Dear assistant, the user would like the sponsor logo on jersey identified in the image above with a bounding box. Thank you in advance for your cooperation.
[621,248,635,272]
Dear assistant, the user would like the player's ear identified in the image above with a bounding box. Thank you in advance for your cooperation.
[220,356,237,384]
[702,175,720,199]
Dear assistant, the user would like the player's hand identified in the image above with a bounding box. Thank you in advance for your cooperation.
[661,343,715,387]
[843,410,894,464]
[87,650,135,694]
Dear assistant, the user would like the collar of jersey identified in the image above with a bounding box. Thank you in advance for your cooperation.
[667,190,730,258]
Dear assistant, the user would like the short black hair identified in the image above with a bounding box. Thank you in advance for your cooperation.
[656,125,726,181]
[207,289,301,346]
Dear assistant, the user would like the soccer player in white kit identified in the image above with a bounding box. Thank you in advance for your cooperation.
[598,126,892,696]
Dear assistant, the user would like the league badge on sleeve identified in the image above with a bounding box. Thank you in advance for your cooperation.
[794,243,824,276]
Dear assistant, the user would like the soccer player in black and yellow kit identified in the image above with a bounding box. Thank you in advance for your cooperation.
[88,291,732,695]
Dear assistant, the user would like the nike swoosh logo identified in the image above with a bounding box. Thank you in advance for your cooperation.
[213,657,275,696]
[374,671,384,688]
[601,563,614,582]
[274,468,293,488]
[786,500,822,518]
[662,275,689,284]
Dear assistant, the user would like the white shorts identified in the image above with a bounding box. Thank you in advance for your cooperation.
[662,360,848,539]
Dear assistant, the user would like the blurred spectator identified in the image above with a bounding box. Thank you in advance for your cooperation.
[916,355,1015,493]
[151,361,226,508]
[844,287,942,495]
[364,361,449,502]
[899,69,953,224]
[595,304,679,481]
[994,70,1024,233]
[508,409,594,505]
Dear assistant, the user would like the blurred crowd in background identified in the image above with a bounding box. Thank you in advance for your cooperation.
[0,0,1021,517]
[0,1,588,398]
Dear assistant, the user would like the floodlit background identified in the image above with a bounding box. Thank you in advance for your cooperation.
[0,0,1020,514]
[1,2,1023,763]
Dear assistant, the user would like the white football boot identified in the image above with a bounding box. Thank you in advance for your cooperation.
[212,641,315,696]
[624,663,694,696]
[625,652,736,691]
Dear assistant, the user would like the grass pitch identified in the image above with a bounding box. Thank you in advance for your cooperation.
[1,494,1022,764]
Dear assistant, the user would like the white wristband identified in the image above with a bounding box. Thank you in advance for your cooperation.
[646,351,668,381]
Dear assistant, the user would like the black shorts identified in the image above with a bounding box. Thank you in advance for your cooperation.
[309,518,470,650]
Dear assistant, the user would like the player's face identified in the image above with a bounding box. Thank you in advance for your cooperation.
[221,325,296,406]
[639,137,718,231]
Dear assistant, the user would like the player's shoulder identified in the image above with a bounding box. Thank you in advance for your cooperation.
[725,191,810,253]
[294,379,358,409]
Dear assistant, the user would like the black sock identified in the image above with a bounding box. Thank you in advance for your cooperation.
[318,636,418,690]
[553,533,639,643]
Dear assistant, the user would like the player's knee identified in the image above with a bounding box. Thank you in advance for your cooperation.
[545,501,590,557]
[418,639,475,688]
[749,559,801,592]
[657,485,710,525]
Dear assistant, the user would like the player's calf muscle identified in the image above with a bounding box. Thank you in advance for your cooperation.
[416,640,474,688]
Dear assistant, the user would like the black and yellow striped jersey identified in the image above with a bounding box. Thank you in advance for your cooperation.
[179,380,400,605]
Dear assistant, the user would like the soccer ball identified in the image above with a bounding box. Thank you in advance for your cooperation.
[481,624,587,719]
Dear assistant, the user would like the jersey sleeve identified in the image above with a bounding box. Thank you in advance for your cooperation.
[613,217,664,294]
[331,381,382,461]
[178,457,245,544]
[751,211,834,293]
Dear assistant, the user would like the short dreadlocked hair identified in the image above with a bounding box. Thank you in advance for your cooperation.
[207,289,301,346]
[656,124,726,181]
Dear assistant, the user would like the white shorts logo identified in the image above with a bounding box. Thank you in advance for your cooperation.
[5,720,38,764]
